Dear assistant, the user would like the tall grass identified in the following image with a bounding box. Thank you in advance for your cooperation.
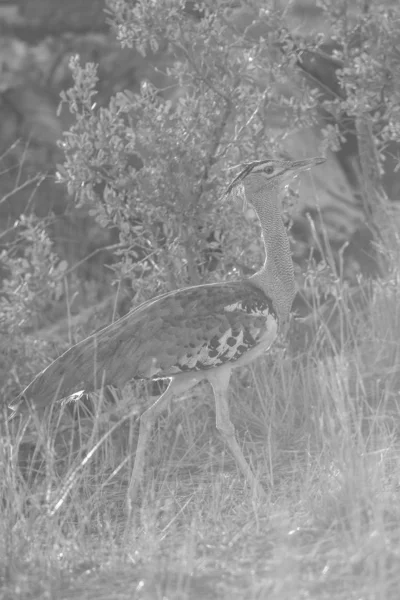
[2,239,400,599]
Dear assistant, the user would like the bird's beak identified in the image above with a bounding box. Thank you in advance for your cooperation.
[287,156,326,173]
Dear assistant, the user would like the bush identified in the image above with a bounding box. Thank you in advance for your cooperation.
[56,0,400,302]
[0,215,67,403]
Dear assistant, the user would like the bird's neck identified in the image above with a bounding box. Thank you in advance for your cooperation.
[250,202,295,325]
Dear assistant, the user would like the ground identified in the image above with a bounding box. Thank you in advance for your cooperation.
[3,276,400,600]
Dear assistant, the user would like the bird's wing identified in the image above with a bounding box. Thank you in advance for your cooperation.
[13,281,278,411]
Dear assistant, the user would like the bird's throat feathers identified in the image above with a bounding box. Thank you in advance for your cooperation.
[251,210,295,324]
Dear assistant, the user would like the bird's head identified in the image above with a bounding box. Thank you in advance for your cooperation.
[225,156,326,206]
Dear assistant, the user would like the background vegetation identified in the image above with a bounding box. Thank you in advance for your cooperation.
[1,0,400,598]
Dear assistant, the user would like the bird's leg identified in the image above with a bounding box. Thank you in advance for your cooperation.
[127,375,199,516]
[127,380,175,512]
[207,367,267,499]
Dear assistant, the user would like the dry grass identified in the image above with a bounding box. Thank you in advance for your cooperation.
[3,252,400,599]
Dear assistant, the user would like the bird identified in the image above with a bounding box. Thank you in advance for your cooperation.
[10,155,325,506]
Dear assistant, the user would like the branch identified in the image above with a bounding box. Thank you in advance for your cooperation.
[0,174,47,207]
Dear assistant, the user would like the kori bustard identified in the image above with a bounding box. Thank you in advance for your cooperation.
[11,155,325,503]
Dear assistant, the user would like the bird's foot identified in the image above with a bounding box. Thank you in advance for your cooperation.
[123,477,144,539]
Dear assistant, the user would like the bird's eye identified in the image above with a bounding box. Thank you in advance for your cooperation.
[264,165,274,175]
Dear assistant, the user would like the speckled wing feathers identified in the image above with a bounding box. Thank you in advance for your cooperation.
[16,281,278,410]
[99,281,278,379]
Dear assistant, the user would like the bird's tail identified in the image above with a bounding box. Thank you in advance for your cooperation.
[8,337,102,418]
